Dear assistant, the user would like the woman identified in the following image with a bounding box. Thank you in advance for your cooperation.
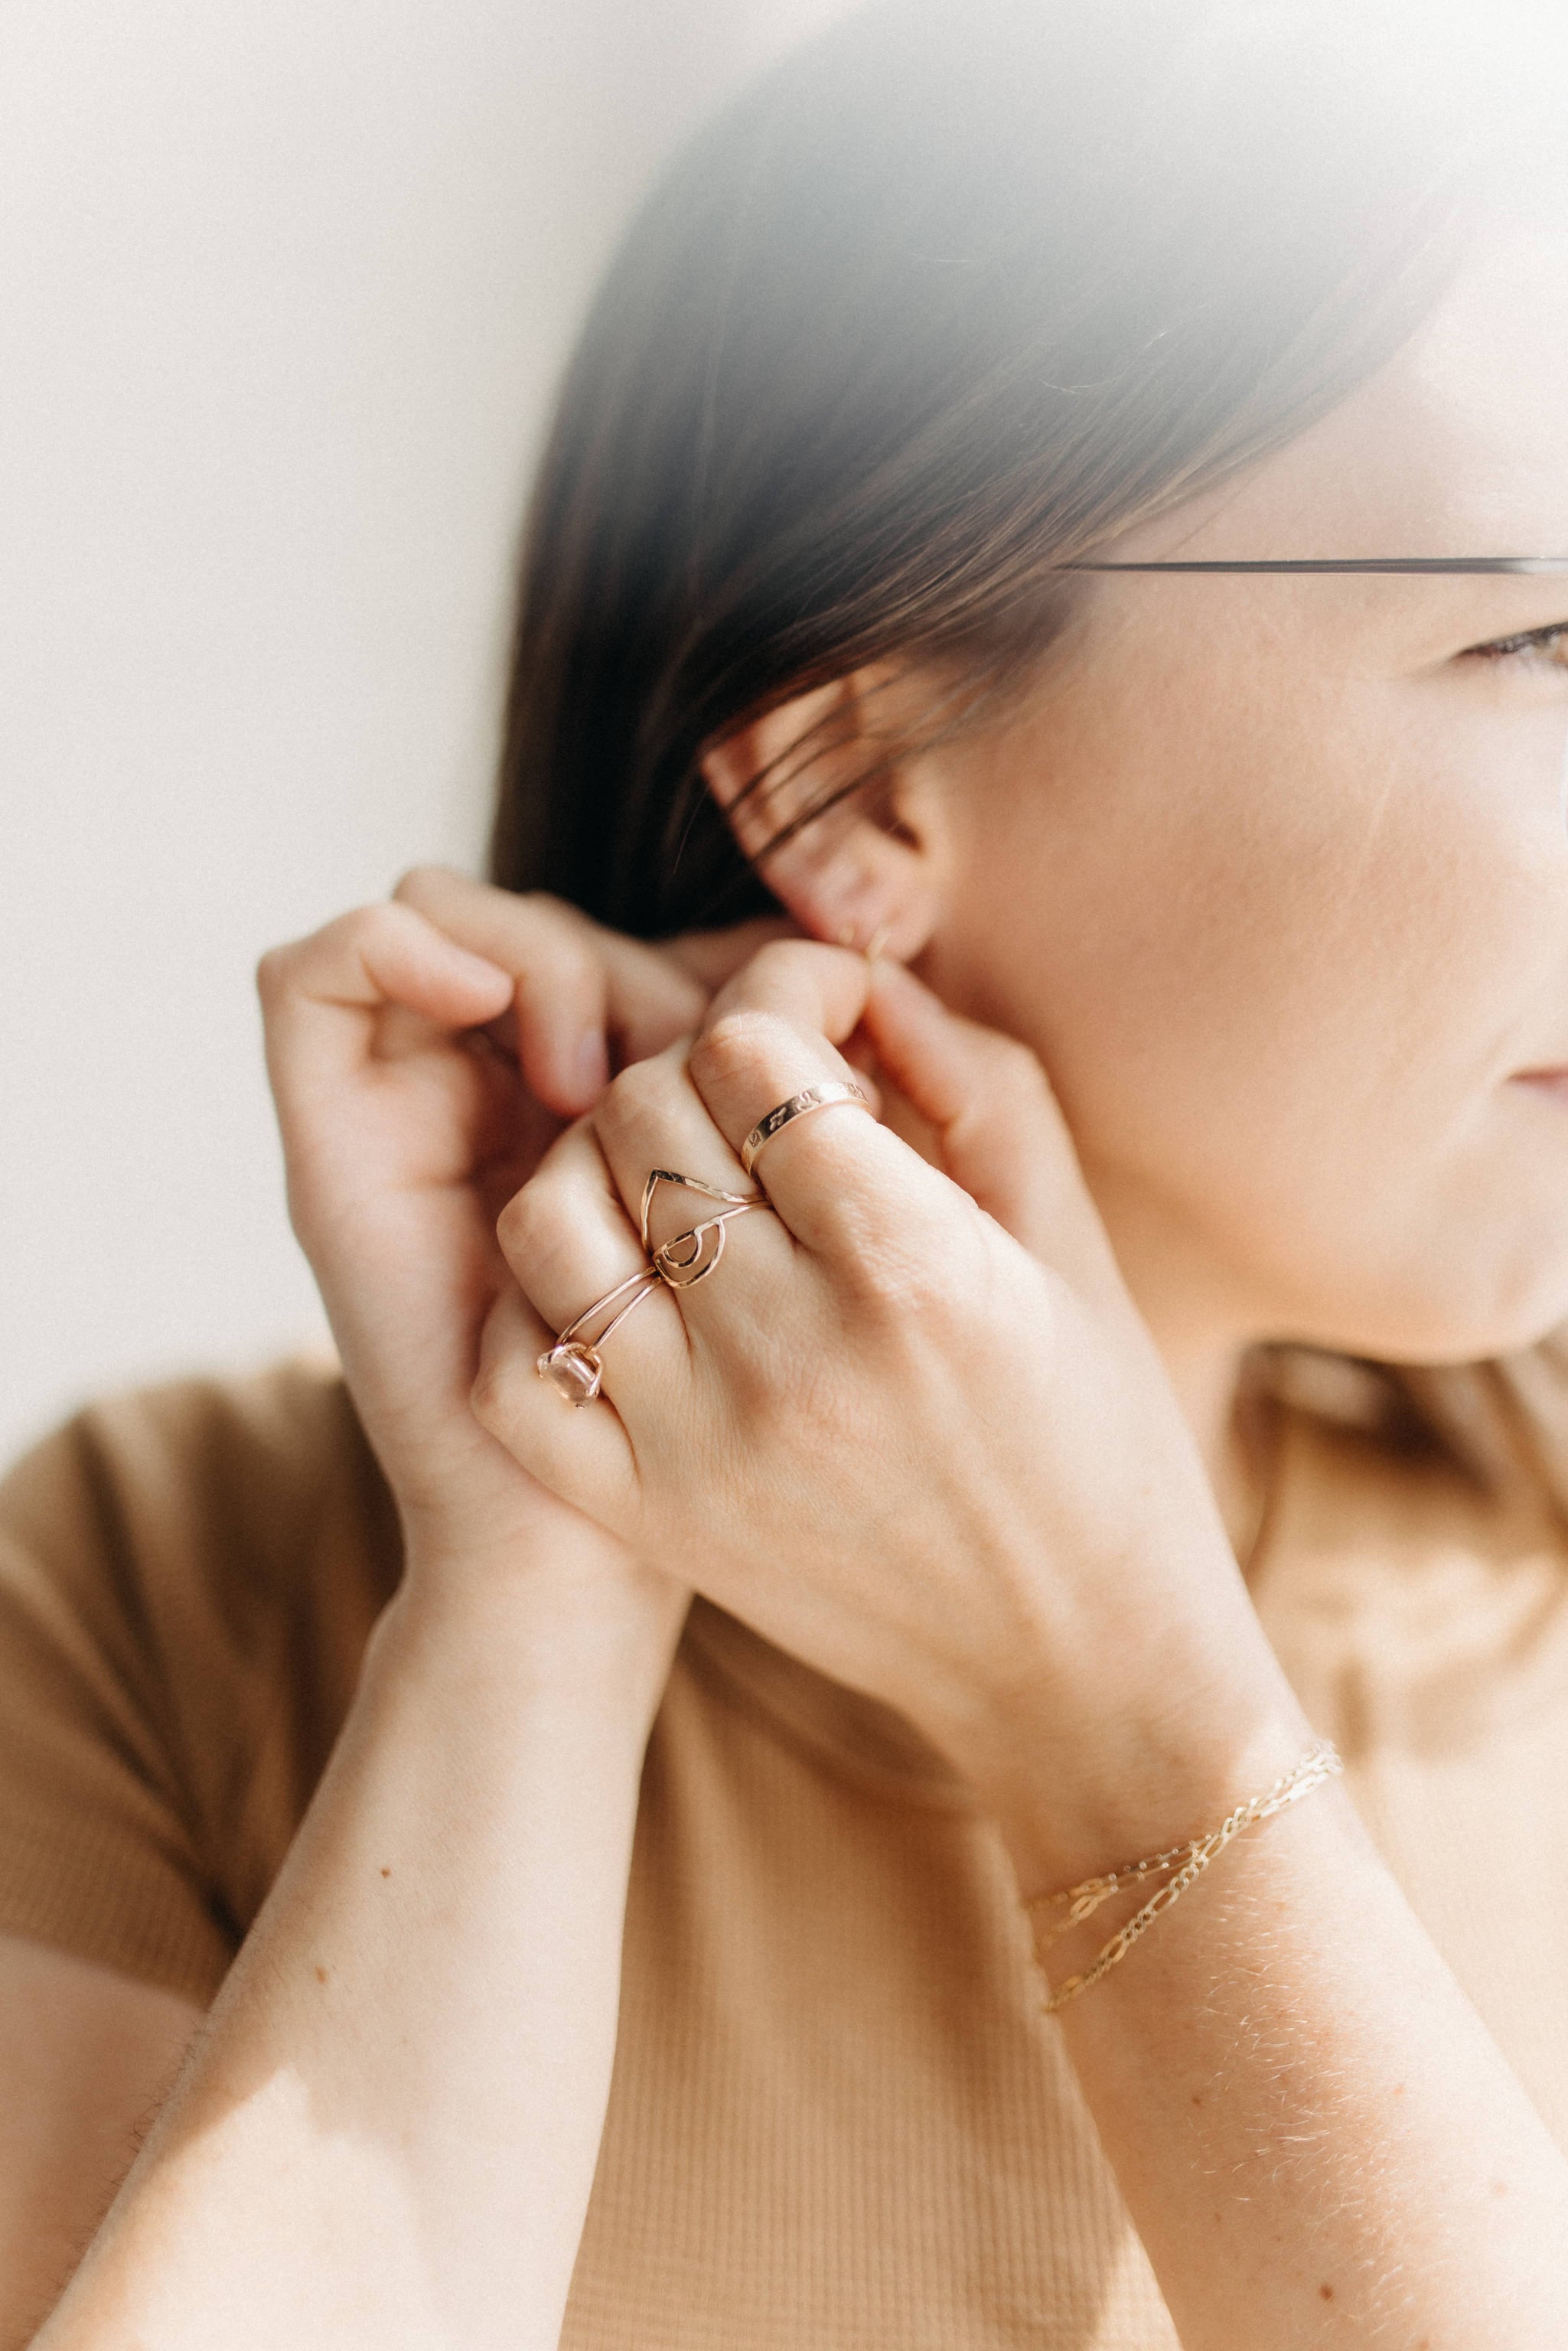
[5,0,1568,2341]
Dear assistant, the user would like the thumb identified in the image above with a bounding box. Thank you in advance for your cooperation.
[862,960,1121,1299]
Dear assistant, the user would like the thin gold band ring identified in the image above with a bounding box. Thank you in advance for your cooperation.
[739,1081,870,1179]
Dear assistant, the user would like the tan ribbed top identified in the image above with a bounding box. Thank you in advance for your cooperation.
[4,1358,1568,2347]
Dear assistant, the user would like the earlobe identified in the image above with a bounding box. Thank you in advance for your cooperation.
[699,670,945,960]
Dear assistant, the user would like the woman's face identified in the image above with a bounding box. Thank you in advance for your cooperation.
[922,227,1568,1368]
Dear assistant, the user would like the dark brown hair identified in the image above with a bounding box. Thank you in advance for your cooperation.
[489,0,1568,1509]
[487,0,1523,937]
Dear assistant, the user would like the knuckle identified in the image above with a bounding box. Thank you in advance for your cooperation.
[468,1353,515,1433]
[253,943,291,1004]
[748,937,835,993]
[390,862,446,906]
[848,1236,947,1318]
[507,892,594,967]
[975,1029,1047,1098]
[506,889,569,941]
[522,890,582,928]
[689,1006,786,1098]
[494,1179,547,1263]
[601,1052,670,1124]
[329,900,403,961]
[995,1032,1046,1086]
[354,899,403,942]
[530,924,599,1003]
[839,1195,986,1325]
[494,1179,582,1305]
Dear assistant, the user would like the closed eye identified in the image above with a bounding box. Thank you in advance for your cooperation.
[1462,618,1568,667]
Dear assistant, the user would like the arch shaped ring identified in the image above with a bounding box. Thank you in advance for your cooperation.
[536,1169,768,1407]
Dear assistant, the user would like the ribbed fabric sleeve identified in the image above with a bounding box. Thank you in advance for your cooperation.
[0,1361,398,2005]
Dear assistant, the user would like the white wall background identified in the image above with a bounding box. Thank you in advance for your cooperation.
[0,0,848,1466]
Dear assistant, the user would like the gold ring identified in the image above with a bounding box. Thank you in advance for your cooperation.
[739,1081,870,1178]
[536,1169,767,1406]
[637,1169,761,1265]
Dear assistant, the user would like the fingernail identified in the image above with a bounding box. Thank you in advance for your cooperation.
[575,1029,610,1099]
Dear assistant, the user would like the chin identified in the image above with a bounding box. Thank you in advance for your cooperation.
[1299,1240,1568,1370]
[1269,1127,1568,1368]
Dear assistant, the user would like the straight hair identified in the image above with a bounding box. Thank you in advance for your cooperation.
[488,0,1568,1520]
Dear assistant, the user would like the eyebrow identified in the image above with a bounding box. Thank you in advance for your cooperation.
[1064,558,1568,575]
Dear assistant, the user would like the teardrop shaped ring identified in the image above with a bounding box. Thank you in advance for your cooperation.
[536,1171,767,1406]
[637,1169,761,1267]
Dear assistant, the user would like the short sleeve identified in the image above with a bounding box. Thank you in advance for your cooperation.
[0,1359,401,2006]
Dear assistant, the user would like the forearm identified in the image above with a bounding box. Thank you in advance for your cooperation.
[36,1560,669,2351]
[997,1724,1568,2349]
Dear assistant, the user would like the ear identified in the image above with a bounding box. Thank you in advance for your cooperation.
[699,670,947,959]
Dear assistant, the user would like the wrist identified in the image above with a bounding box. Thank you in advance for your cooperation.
[999,1708,1320,1906]
[947,1639,1313,1899]
[370,1540,688,1746]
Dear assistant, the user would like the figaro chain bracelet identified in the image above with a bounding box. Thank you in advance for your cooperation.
[1025,1740,1344,2016]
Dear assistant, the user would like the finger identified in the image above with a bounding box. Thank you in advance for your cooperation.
[657,912,800,991]
[687,941,924,1255]
[860,959,1116,1283]
[393,869,709,1117]
[494,1117,688,1404]
[696,937,884,1121]
[588,1042,795,1317]
[256,902,514,1121]
[701,933,874,1049]
[471,1278,639,1528]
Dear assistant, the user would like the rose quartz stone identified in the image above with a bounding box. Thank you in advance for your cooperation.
[536,1342,601,1406]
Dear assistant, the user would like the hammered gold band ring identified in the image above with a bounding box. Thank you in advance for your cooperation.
[740,1080,870,1178]
[536,1171,766,1406]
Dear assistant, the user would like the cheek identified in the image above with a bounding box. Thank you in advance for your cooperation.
[940,676,1568,1350]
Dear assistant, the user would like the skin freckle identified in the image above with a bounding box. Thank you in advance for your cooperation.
[315,1964,329,1984]
[1319,2282,1334,2300]
[380,1866,392,1878]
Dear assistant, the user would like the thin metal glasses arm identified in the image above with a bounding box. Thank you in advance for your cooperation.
[1063,558,1568,575]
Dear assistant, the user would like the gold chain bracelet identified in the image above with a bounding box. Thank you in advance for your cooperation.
[1025,1740,1343,2015]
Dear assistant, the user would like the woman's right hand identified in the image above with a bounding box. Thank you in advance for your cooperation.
[256,866,781,1621]
[471,941,1306,1883]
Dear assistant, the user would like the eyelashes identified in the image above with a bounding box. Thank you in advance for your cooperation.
[1465,620,1568,667]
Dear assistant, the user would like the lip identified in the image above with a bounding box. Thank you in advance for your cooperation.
[1512,1068,1568,1098]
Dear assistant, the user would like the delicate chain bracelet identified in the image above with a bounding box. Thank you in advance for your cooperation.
[1024,1740,1343,2015]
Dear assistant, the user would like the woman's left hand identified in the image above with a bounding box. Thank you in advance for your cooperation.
[470,941,1307,1880]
